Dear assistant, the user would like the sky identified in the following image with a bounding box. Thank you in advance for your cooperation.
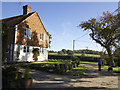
[2,2,118,51]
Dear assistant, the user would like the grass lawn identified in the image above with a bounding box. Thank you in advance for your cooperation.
[65,65,87,76]
[80,61,120,72]
[81,61,98,64]
[21,60,86,76]
[102,65,120,72]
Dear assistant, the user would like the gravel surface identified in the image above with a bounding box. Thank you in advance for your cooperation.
[21,63,119,89]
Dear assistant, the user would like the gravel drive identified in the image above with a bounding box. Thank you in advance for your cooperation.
[21,63,119,89]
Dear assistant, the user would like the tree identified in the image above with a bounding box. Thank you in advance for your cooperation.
[2,22,9,63]
[62,49,67,54]
[79,11,119,67]
[58,51,63,55]
[67,50,73,56]
[114,47,120,57]
[47,32,52,48]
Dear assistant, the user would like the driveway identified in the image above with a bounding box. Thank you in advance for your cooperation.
[21,63,119,89]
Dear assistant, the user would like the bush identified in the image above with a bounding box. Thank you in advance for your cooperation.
[24,67,30,79]
[68,64,72,70]
[34,53,38,62]
[32,48,39,62]
[67,50,74,55]
[58,51,64,55]
[60,64,65,73]
[48,55,99,62]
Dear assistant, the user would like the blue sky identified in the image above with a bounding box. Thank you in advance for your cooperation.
[2,2,118,51]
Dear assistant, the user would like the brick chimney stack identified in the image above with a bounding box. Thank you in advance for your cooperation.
[23,5,31,15]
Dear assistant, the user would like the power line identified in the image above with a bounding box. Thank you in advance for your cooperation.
[76,40,96,43]
[75,32,89,41]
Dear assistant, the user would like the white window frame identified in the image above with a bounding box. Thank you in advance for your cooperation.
[40,33,45,41]
[28,28,31,39]
[24,27,31,39]
[40,33,42,41]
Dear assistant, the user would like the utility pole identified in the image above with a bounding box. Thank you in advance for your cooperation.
[73,40,75,55]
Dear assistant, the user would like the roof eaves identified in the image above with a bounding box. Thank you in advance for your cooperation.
[35,11,49,36]
[17,11,36,26]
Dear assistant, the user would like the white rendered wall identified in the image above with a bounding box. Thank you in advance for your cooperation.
[14,44,48,62]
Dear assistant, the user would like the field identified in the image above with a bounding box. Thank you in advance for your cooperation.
[49,53,100,57]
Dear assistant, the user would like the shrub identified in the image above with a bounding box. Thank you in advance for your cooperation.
[60,64,65,73]
[34,53,38,62]
[32,48,39,62]
[58,51,64,55]
[65,64,69,72]
[48,55,99,62]
[24,67,30,79]
[57,64,60,71]
[67,50,74,55]
[68,64,72,70]
[72,61,76,68]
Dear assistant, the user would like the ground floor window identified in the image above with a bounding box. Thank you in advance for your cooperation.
[39,47,44,54]
[23,46,29,53]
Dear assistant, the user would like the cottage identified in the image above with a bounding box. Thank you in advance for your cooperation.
[2,5,49,62]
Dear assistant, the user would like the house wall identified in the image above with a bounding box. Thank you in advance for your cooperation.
[4,12,49,62]
[14,44,48,62]
[5,27,15,62]
[16,12,49,48]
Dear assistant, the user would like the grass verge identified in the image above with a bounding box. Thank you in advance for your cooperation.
[65,65,87,76]
[81,61,120,72]
[102,65,120,72]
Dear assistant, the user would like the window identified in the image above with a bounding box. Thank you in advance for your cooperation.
[23,46,26,52]
[39,47,41,53]
[42,48,44,53]
[24,28,27,38]
[23,46,29,53]
[24,27,31,39]
[40,33,45,41]
[28,29,31,39]
[27,47,29,52]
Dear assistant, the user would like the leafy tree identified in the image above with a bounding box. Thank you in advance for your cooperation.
[67,50,73,56]
[47,32,52,48]
[114,47,120,57]
[62,49,67,54]
[58,51,63,55]
[2,22,9,63]
[79,11,119,67]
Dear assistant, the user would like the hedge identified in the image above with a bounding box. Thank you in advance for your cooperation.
[48,55,100,62]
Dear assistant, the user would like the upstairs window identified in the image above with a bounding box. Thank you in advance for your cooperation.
[24,28,27,38]
[40,33,45,41]
[24,27,31,39]
[28,29,31,39]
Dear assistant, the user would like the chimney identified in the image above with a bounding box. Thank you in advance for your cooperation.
[23,5,31,15]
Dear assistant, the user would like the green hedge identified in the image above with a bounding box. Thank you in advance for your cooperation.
[48,55,100,62]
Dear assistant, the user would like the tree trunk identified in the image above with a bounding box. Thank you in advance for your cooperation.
[106,47,115,67]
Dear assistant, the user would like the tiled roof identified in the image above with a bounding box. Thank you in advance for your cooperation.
[2,12,35,27]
